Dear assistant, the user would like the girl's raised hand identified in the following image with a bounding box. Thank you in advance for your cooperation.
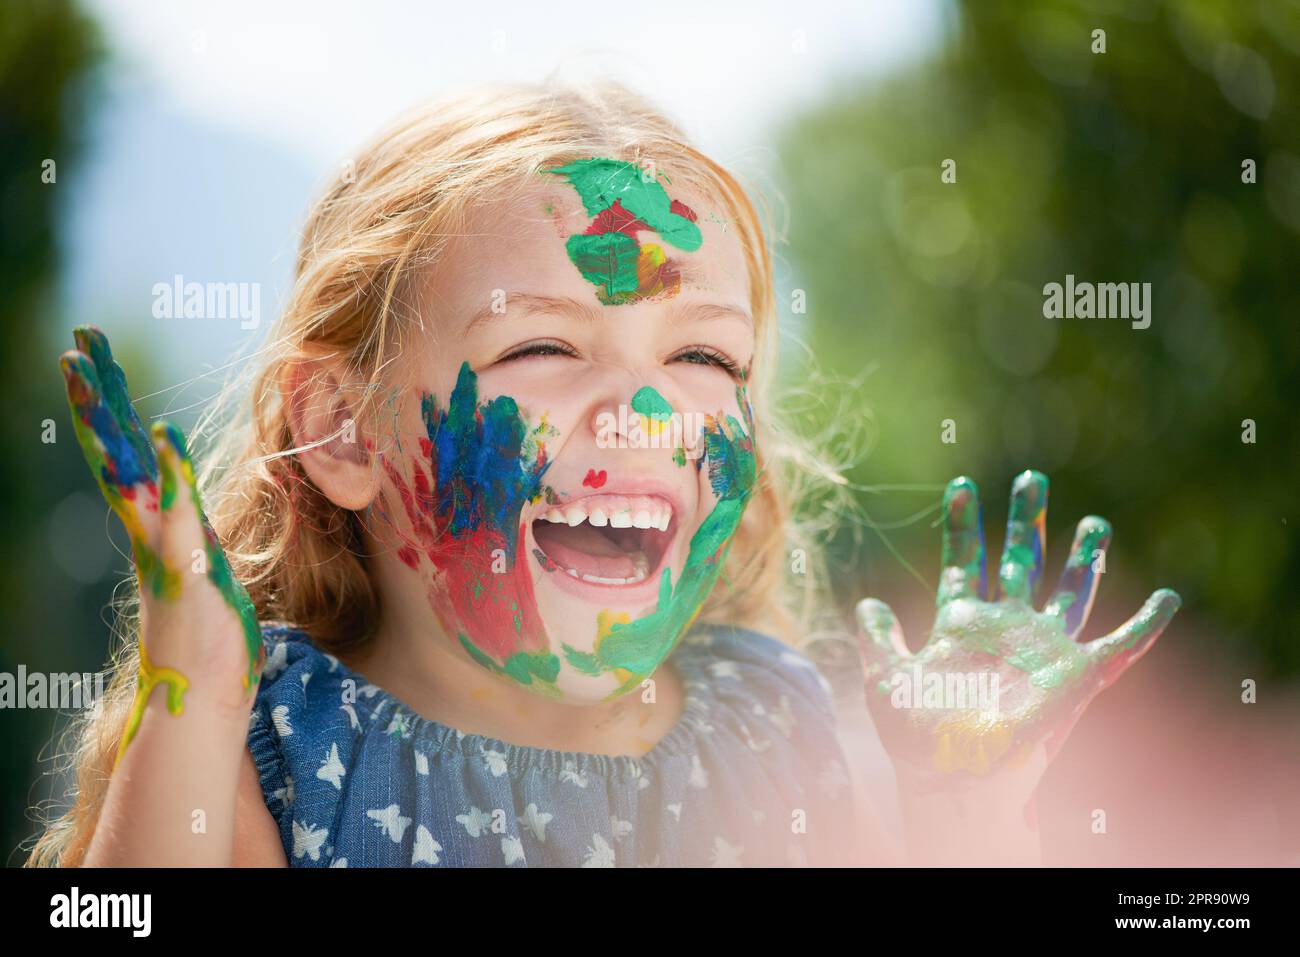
[60,326,264,767]
[856,470,1180,783]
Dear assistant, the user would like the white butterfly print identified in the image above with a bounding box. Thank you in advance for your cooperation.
[414,751,429,776]
[262,642,289,682]
[316,742,345,790]
[271,704,293,738]
[521,803,552,843]
[340,703,361,733]
[501,836,525,866]
[292,820,327,861]
[779,650,818,673]
[412,825,442,866]
[689,754,709,788]
[560,761,588,789]
[482,749,508,777]
[366,804,412,843]
[385,710,412,739]
[272,773,295,809]
[582,834,615,868]
[708,661,740,680]
[456,806,492,838]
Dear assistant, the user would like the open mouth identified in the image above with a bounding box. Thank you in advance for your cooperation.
[531,494,676,586]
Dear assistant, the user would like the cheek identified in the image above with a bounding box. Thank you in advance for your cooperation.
[372,367,558,666]
[670,367,746,422]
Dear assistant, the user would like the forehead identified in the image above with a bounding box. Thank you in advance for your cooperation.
[417,174,752,322]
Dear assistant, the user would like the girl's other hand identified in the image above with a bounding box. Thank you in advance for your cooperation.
[855,470,1179,790]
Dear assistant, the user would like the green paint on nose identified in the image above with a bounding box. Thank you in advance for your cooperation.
[631,386,673,421]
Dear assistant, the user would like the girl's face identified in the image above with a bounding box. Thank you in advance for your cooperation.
[372,162,757,704]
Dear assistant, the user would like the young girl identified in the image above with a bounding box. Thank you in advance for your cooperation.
[31,81,1179,868]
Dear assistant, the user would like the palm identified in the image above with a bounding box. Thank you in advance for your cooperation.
[858,471,1180,778]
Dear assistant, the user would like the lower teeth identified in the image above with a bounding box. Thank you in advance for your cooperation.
[560,552,650,586]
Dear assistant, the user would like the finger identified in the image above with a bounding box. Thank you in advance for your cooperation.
[996,469,1048,604]
[73,325,157,482]
[1043,516,1112,639]
[60,351,161,585]
[155,421,265,691]
[937,476,986,606]
[1086,588,1180,688]
[855,598,910,676]
[152,421,202,600]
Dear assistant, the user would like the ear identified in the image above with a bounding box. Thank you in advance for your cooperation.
[281,352,381,511]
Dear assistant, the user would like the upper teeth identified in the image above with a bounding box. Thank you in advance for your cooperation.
[539,501,672,532]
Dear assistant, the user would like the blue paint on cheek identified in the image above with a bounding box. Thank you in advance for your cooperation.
[426,362,549,553]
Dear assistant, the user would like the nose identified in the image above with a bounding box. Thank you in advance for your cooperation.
[585,370,684,452]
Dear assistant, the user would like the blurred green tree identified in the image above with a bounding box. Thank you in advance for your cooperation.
[0,0,103,863]
[778,0,1299,674]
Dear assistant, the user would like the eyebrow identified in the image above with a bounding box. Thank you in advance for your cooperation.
[464,291,752,332]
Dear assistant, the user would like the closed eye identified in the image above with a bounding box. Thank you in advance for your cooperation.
[497,340,579,363]
[669,346,743,379]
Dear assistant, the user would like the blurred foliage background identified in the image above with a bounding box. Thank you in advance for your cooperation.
[778,0,1299,681]
[1,0,1296,864]
[1,1,107,863]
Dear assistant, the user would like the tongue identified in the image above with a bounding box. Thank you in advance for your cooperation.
[533,522,647,580]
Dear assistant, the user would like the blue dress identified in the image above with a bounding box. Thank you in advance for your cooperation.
[247,623,858,866]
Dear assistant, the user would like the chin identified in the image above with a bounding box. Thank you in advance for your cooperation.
[526,486,693,702]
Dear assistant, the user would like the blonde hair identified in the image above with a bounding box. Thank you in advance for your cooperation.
[27,79,842,866]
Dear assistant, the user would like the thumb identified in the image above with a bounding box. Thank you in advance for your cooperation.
[855,598,909,682]
[1087,588,1181,688]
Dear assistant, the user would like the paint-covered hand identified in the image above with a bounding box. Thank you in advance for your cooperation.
[856,470,1179,782]
[60,326,264,765]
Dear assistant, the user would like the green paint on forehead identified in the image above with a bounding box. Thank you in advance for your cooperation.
[630,386,673,421]
[544,157,703,305]
[545,158,703,252]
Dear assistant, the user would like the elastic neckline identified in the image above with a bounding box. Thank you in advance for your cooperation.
[264,624,724,784]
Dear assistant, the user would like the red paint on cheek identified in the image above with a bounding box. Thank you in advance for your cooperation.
[582,468,607,489]
[433,521,547,662]
[380,452,548,665]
